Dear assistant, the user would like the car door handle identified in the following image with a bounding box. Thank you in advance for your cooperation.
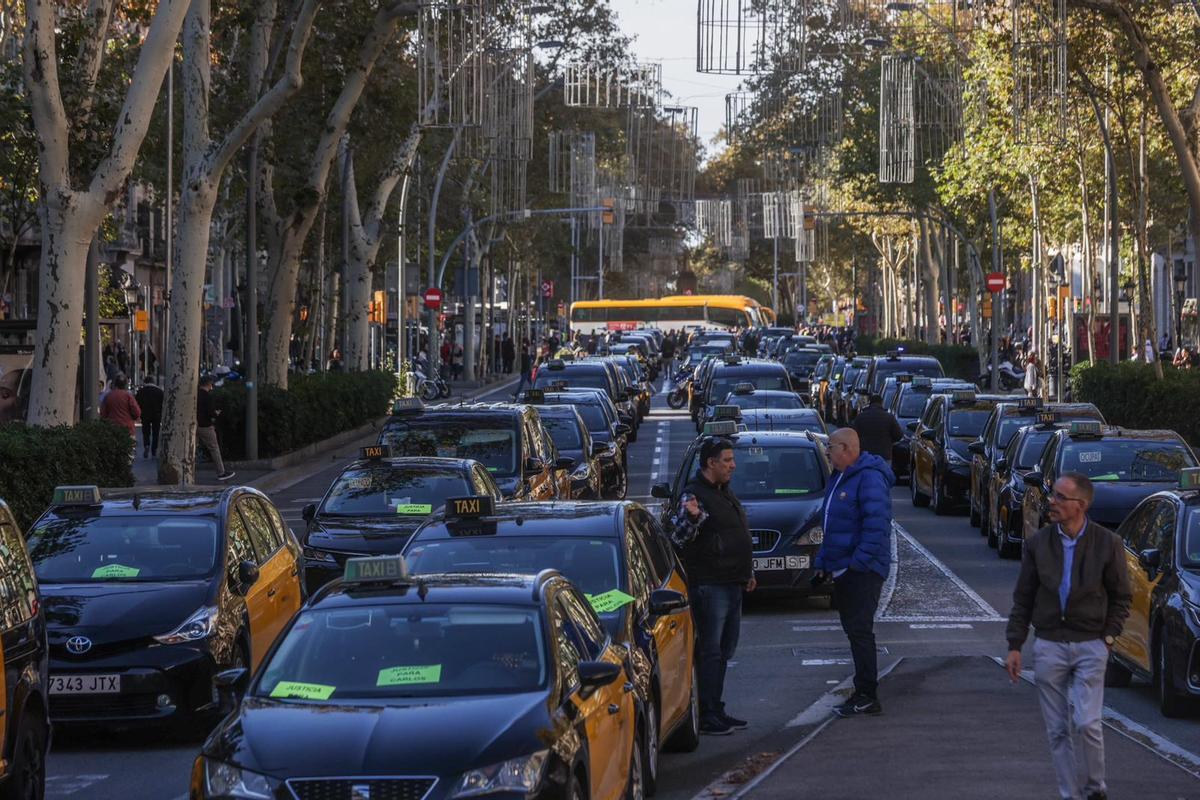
[669,621,678,631]
[267,587,277,598]
[608,704,620,715]
[622,682,634,694]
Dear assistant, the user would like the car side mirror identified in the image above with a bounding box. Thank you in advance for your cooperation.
[554,457,576,471]
[1023,471,1044,488]
[1138,548,1161,579]
[920,429,938,441]
[577,660,622,695]
[995,457,1009,474]
[214,667,249,713]
[301,503,317,523]
[235,560,259,595]
[968,441,986,456]
[524,457,545,476]
[626,387,639,399]
[906,421,918,432]
[651,482,672,499]
[614,423,632,436]
[649,588,688,616]
[590,442,608,458]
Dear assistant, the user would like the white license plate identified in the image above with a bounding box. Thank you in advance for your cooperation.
[50,674,121,695]
[753,557,787,571]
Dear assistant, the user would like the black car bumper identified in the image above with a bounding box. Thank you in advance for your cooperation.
[943,466,972,504]
[892,440,912,478]
[49,645,219,724]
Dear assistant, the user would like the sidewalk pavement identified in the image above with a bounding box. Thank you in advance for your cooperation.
[744,656,1198,800]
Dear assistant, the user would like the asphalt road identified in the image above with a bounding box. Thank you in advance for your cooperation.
[44,380,1200,799]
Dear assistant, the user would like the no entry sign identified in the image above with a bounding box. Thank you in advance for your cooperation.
[986,272,1005,293]
[423,287,443,310]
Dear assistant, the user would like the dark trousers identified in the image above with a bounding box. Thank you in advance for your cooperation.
[834,568,885,699]
[142,421,160,456]
[693,582,742,720]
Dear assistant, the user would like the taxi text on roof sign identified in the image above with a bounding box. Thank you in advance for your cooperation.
[52,485,101,506]
[703,420,739,437]
[1017,397,1043,410]
[392,397,424,415]
[1180,468,1200,490]
[911,376,933,389]
[950,389,976,403]
[733,382,755,394]
[448,495,495,519]
[713,405,741,420]
[1036,411,1060,425]
[1069,420,1103,437]
[521,389,545,404]
[360,445,392,459]
[344,555,410,584]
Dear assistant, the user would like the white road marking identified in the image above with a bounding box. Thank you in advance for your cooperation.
[799,658,853,666]
[791,625,844,632]
[891,521,1004,621]
[874,523,900,620]
[908,623,974,630]
[46,775,108,796]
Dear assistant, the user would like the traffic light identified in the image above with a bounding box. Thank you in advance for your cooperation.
[371,290,387,324]
[981,294,993,319]
[1047,296,1058,320]
[601,198,616,225]
[299,305,309,322]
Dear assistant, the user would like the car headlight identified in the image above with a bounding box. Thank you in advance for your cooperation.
[202,758,279,799]
[571,463,592,480]
[1185,597,1200,628]
[797,525,823,546]
[947,450,969,467]
[154,606,219,645]
[451,751,548,798]
[303,546,338,566]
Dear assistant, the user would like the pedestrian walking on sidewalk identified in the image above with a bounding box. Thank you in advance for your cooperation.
[815,428,894,717]
[670,436,755,736]
[99,373,141,460]
[197,375,235,481]
[502,334,515,374]
[135,377,164,458]
[851,394,902,464]
[1024,352,1041,397]
[1005,472,1130,800]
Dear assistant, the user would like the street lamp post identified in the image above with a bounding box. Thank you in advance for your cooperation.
[123,283,140,385]
[1174,257,1187,353]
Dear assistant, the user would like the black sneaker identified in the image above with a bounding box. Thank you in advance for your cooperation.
[720,712,748,730]
[217,471,237,481]
[832,694,882,717]
[1085,793,1107,800]
[700,717,733,736]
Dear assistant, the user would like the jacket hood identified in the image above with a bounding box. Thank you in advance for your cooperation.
[839,452,896,489]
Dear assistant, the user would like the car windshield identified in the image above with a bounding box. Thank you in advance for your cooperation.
[784,352,822,368]
[747,417,824,434]
[872,361,943,392]
[947,409,992,438]
[548,401,607,431]
[381,423,519,477]
[709,374,789,402]
[534,370,609,394]
[899,392,932,418]
[1182,508,1200,568]
[542,416,583,449]
[407,537,623,600]
[1060,440,1197,482]
[256,604,547,700]
[728,393,803,410]
[1015,431,1055,469]
[685,444,826,499]
[881,384,902,409]
[28,514,219,583]
[322,467,469,516]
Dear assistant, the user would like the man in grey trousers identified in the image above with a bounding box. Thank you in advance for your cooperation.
[1005,472,1131,800]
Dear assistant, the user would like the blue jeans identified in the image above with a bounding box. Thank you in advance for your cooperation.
[834,568,885,699]
[693,582,743,721]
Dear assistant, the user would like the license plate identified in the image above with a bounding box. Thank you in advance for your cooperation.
[753,557,786,571]
[50,674,121,695]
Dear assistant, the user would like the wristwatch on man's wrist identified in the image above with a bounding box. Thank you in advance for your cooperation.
[1103,635,1115,646]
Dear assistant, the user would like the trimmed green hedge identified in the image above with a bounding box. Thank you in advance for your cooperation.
[854,336,980,382]
[213,370,399,461]
[0,421,135,529]
[1070,361,1200,444]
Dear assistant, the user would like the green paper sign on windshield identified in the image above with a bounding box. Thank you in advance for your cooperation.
[585,589,636,614]
[774,488,810,495]
[377,665,442,686]
[270,681,336,700]
[92,564,140,579]
[394,503,433,515]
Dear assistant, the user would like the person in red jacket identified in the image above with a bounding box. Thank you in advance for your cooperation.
[99,373,141,457]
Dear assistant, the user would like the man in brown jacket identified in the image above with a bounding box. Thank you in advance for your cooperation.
[1005,472,1131,800]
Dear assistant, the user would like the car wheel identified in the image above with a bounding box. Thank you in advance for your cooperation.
[643,699,660,796]
[932,472,952,515]
[626,725,645,800]
[978,498,990,538]
[997,522,1020,559]
[985,508,1000,548]
[910,468,930,508]
[1104,653,1133,688]
[1156,631,1193,718]
[664,671,700,753]
[969,501,981,528]
[566,770,586,800]
[1,710,46,800]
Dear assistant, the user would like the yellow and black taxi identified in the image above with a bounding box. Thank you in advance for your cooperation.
[380,398,570,502]
[910,389,1005,514]
[192,556,645,800]
[27,484,303,728]
[0,499,50,798]
[1020,422,1199,538]
[534,359,640,440]
[300,447,504,594]
[814,355,845,419]
[404,497,697,790]
[1107,469,1200,717]
[531,388,630,500]
[653,421,831,598]
[853,351,945,419]
[833,356,871,426]
[986,412,1063,558]
[888,377,973,482]
[518,393,603,500]
[967,399,1105,533]
[695,356,794,432]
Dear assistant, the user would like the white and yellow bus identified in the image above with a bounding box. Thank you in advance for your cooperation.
[569,295,775,335]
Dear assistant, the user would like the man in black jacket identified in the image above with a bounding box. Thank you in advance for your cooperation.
[671,438,755,736]
[1005,472,1130,800]
[135,377,164,458]
[851,393,902,463]
[197,375,235,481]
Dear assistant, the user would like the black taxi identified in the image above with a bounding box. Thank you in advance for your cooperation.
[534,359,639,440]
[653,420,831,598]
[695,357,794,432]
[967,399,1105,533]
[986,412,1063,558]
[534,389,630,500]
[193,557,645,800]
[910,389,1004,514]
[300,447,504,594]
[888,377,974,481]
[1108,469,1200,717]
[853,352,945,418]
[1020,422,1199,538]
[379,399,570,502]
[405,498,699,790]
[518,392,603,500]
[28,484,303,728]
[0,499,49,798]
[833,357,871,426]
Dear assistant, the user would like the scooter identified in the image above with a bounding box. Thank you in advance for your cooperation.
[666,367,690,409]
[976,360,1024,392]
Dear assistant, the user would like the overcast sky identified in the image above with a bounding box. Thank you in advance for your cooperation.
[606,0,742,157]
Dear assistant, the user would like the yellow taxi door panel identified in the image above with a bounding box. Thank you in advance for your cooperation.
[663,570,693,726]
[226,510,272,668]
[238,499,291,652]
[1122,549,1155,670]
[593,649,633,800]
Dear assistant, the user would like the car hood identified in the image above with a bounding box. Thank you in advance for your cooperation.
[307,518,423,557]
[740,496,824,538]
[1089,482,1176,527]
[208,692,554,779]
[43,580,211,645]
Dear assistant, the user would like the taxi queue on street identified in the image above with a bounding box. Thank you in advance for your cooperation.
[1,329,1200,799]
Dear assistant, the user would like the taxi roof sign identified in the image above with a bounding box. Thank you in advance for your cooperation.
[545,359,566,370]
[911,376,933,389]
[950,389,976,403]
[548,379,569,391]
[392,397,424,416]
[712,405,742,420]
[1069,420,1103,437]
[703,420,739,437]
[52,485,101,506]
[1017,397,1043,410]
[1180,468,1200,491]
[1035,411,1060,426]
[721,354,742,365]
[732,382,755,395]
[359,445,391,459]
[343,555,410,585]
[446,495,495,520]
[520,389,545,404]
[895,374,913,384]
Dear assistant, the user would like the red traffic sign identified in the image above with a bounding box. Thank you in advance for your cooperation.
[541,280,554,299]
[986,272,1006,293]
[423,287,443,310]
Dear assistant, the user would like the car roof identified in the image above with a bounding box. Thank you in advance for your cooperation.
[311,572,555,610]
[1056,427,1187,443]
[415,501,626,541]
[46,486,243,516]
[740,408,821,419]
[343,457,474,472]
[388,403,527,421]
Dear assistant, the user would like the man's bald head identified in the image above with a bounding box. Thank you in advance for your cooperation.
[828,428,860,471]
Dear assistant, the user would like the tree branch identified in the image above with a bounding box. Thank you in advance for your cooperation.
[22,0,71,188]
[362,121,421,246]
[75,0,116,123]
